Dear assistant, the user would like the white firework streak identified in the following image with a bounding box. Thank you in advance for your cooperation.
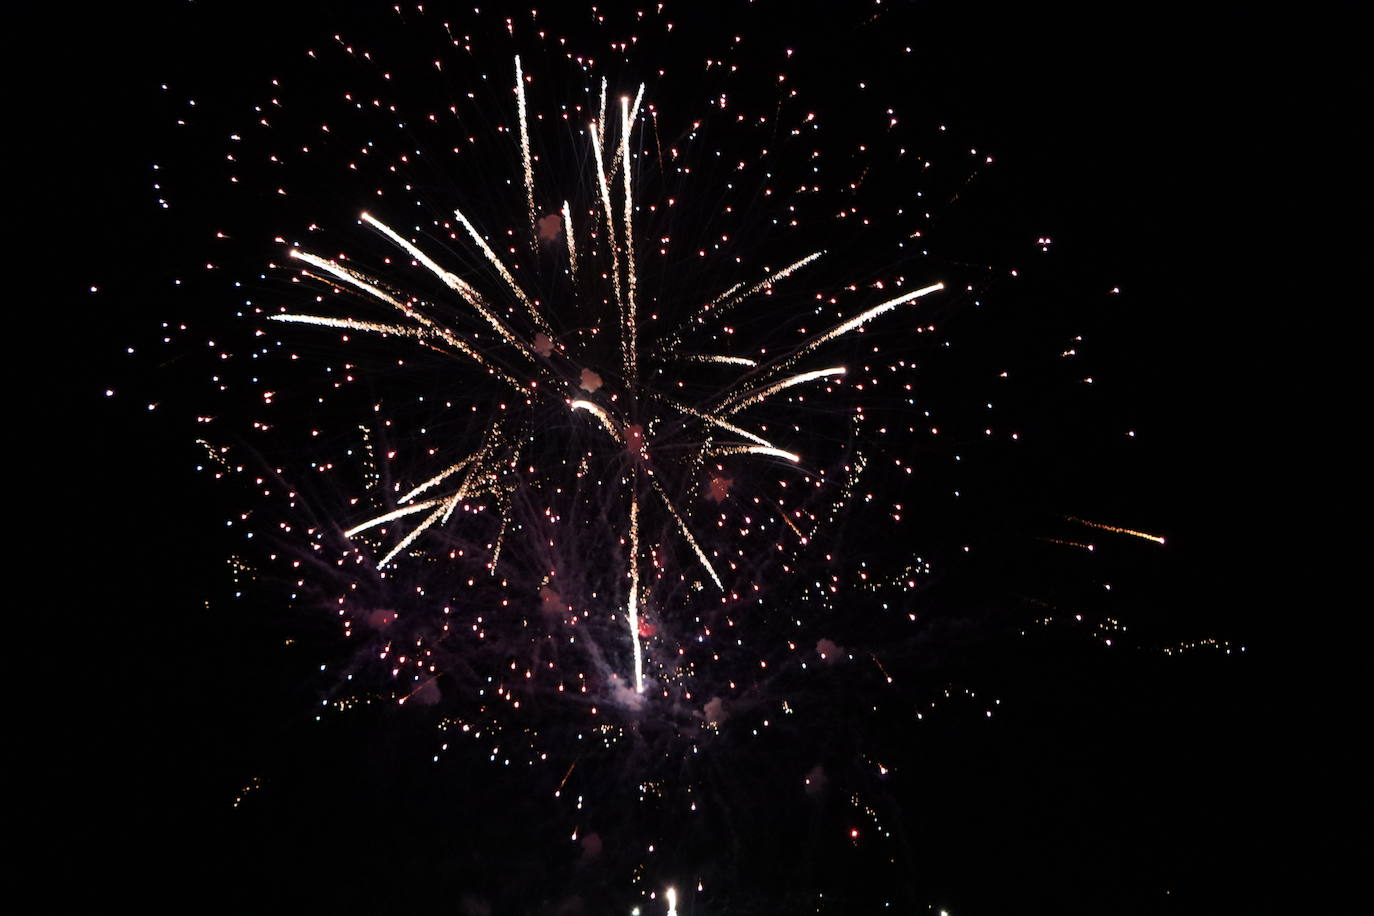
[627,492,644,693]
[286,249,526,391]
[359,212,529,354]
[589,121,626,364]
[720,366,848,416]
[570,399,625,442]
[515,56,537,251]
[606,83,645,186]
[621,92,642,385]
[377,498,456,570]
[663,251,823,351]
[452,207,553,337]
[561,199,578,280]
[345,497,449,538]
[650,476,723,591]
[349,424,506,565]
[713,250,823,313]
[597,77,608,159]
[684,354,758,367]
[653,395,781,450]
[269,314,418,339]
[707,444,801,463]
[773,282,945,373]
[398,457,475,505]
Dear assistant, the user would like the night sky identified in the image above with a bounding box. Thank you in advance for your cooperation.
[35,1,1362,913]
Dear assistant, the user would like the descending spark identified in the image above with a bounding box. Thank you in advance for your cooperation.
[653,396,780,449]
[621,93,641,386]
[561,199,578,280]
[514,56,537,252]
[607,83,645,185]
[1067,516,1166,545]
[627,493,644,693]
[650,477,723,590]
[269,314,418,338]
[491,482,512,571]
[869,652,894,683]
[712,250,823,313]
[777,508,805,541]
[570,399,625,442]
[708,444,801,463]
[556,762,576,794]
[776,281,945,371]
[287,250,429,325]
[589,120,625,363]
[684,354,758,367]
[344,497,449,537]
[286,249,526,390]
[452,207,553,337]
[1042,537,1096,551]
[398,457,474,504]
[377,498,455,569]
[596,77,608,158]
[720,366,847,416]
[347,426,505,565]
[360,212,528,352]
[664,251,823,350]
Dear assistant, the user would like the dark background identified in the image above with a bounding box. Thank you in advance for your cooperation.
[31,0,1363,912]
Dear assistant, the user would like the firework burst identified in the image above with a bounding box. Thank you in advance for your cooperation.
[130,5,1200,910]
[196,34,957,719]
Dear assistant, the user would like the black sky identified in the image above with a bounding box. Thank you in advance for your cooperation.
[31,1,1364,912]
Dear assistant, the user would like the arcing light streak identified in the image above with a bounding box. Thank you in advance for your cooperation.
[570,399,624,442]
[452,208,553,337]
[721,366,847,416]
[708,444,801,463]
[627,493,644,693]
[713,250,823,313]
[777,281,945,372]
[377,498,455,569]
[685,354,758,367]
[650,477,723,590]
[621,93,641,386]
[286,249,526,390]
[589,121,626,366]
[514,56,537,253]
[663,251,823,350]
[561,199,577,280]
[596,77,608,156]
[1068,516,1166,545]
[655,396,780,450]
[398,458,474,504]
[269,314,417,338]
[345,497,448,537]
[360,212,528,353]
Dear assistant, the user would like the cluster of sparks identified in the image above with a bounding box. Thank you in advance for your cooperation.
[262,54,943,696]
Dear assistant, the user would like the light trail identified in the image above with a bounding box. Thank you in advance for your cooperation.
[1068,516,1166,545]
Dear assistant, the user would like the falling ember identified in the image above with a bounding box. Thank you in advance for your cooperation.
[627,493,644,693]
[561,200,578,279]
[514,55,537,253]
[1067,516,1166,545]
